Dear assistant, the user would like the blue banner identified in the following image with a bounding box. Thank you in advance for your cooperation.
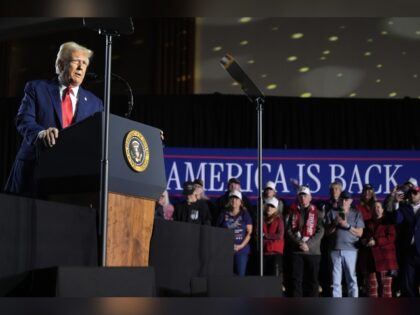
[163,147,420,203]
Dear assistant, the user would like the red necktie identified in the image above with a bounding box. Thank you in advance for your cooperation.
[61,86,73,128]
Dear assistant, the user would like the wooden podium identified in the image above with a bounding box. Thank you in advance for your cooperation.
[36,112,166,267]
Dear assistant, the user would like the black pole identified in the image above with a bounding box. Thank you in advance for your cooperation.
[98,31,125,266]
[99,33,113,266]
[83,18,134,267]
[256,96,264,276]
[220,53,265,276]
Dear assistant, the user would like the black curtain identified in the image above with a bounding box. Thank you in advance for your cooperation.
[126,93,420,150]
[153,18,195,95]
[1,94,420,189]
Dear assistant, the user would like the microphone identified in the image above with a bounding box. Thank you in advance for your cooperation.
[220,53,264,103]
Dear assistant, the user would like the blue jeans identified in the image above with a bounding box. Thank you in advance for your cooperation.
[234,253,249,276]
[330,250,359,297]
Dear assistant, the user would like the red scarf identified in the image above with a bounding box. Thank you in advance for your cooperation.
[289,203,317,238]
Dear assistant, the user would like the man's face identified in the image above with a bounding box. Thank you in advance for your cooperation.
[342,198,353,211]
[298,193,311,207]
[330,185,342,199]
[63,50,89,86]
[410,189,420,204]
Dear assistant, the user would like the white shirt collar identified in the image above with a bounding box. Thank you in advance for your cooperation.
[59,84,80,97]
[412,202,420,214]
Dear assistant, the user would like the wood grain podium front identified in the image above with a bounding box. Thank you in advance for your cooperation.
[107,192,155,266]
[36,112,166,267]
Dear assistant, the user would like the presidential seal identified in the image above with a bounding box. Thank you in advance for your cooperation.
[124,130,150,172]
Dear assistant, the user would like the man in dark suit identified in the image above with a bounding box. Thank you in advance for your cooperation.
[395,185,420,296]
[4,41,103,196]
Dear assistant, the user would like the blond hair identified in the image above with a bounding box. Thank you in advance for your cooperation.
[55,41,93,75]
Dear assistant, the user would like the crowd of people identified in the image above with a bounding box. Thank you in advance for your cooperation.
[155,177,420,298]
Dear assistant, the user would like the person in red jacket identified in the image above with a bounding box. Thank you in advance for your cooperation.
[263,197,284,277]
[362,201,398,297]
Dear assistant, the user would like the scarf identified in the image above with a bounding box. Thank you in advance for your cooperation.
[289,203,317,238]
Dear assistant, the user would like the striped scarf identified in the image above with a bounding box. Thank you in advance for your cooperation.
[289,203,317,238]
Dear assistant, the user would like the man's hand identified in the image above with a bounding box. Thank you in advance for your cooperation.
[39,127,59,147]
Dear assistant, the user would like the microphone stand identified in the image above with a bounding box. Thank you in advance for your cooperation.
[256,96,264,277]
[220,54,265,276]
[83,18,134,267]
[99,30,119,267]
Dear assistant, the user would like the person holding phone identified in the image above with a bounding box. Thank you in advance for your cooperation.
[324,191,365,297]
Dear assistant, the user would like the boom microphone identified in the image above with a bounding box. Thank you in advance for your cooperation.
[220,53,264,103]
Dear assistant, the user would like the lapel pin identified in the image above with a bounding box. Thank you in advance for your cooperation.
[84,97,87,101]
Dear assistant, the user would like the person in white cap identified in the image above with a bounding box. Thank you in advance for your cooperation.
[214,177,252,225]
[216,190,253,276]
[285,185,324,297]
[263,181,284,214]
[263,197,284,279]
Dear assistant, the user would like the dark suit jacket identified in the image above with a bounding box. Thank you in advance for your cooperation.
[395,203,420,256]
[5,79,103,195]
